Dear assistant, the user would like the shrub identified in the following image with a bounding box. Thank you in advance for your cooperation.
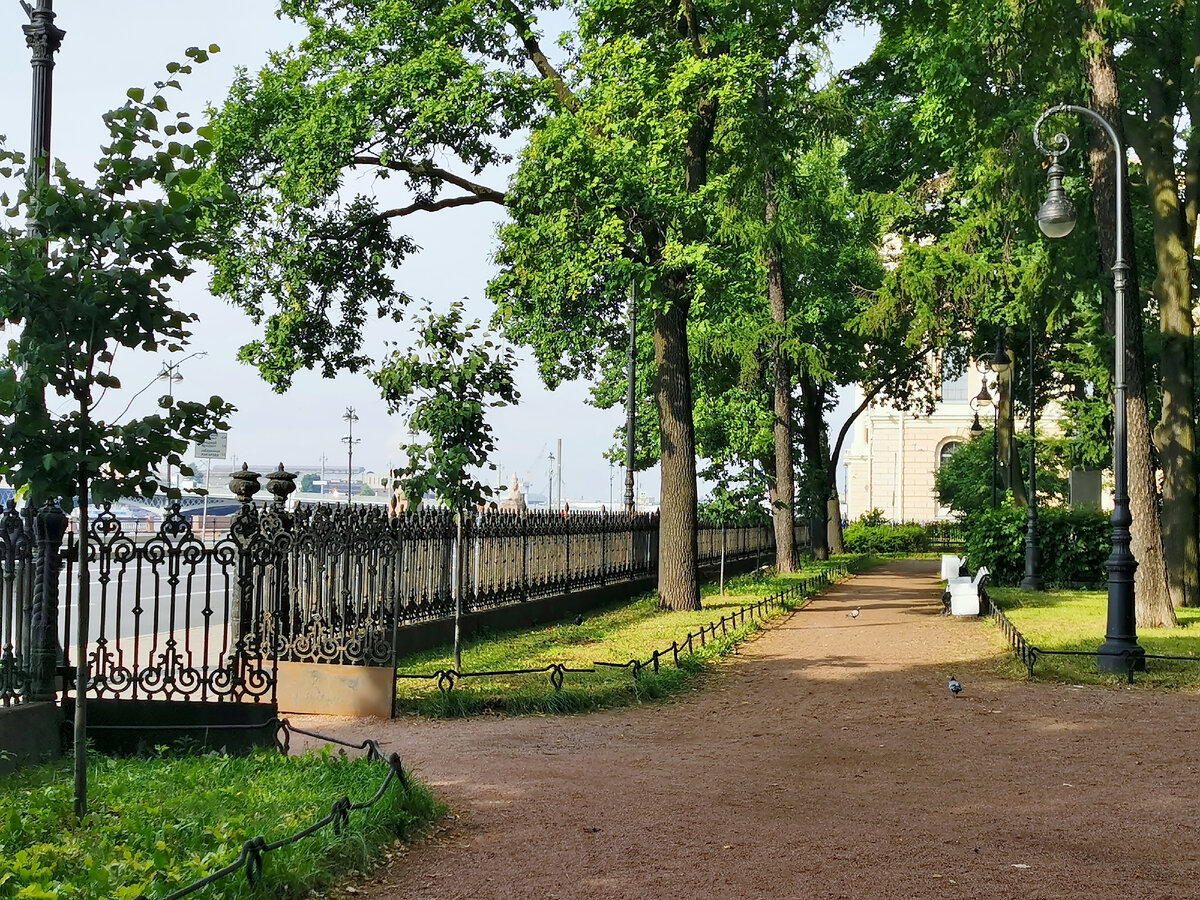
[963,505,1109,587]
[843,513,928,554]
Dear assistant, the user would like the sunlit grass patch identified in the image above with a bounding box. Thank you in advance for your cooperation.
[989,585,1200,688]
[0,746,440,899]
[395,556,864,716]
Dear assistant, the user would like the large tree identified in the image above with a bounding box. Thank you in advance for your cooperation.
[0,55,233,815]
[209,0,853,609]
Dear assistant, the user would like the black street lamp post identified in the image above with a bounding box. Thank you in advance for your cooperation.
[1034,104,1144,672]
[23,0,65,237]
[969,377,996,507]
[1020,324,1043,590]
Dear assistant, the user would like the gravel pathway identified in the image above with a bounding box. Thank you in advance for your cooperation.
[296,559,1200,899]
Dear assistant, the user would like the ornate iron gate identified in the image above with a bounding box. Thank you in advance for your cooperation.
[61,503,276,703]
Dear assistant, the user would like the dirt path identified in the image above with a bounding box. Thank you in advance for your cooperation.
[295,560,1200,899]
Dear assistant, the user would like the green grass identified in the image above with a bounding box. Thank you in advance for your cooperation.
[0,746,441,900]
[988,585,1200,688]
[395,555,866,716]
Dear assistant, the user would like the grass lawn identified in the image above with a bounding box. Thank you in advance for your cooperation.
[0,747,440,900]
[988,585,1200,688]
[395,555,866,716]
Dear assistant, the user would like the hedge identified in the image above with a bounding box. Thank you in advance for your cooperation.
[962,505,1110,587]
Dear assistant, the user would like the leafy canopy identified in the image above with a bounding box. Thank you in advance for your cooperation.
[0,48,232,504]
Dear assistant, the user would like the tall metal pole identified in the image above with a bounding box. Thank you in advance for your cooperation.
[342,407,359,505]
[624,284,636,513]
[23,0,64,237]
[1020,324,1043,589]
[1035,104,1143,672]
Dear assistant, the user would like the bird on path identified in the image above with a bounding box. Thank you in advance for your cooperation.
[574,613,584,626]
[847,607,860,618]
[949,676,963,697]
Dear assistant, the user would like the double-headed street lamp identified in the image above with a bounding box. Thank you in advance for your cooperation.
[969,377,998,508]
[1034,104,1144,672]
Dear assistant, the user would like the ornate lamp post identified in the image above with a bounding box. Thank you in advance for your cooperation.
[342,407,360,505]
[970,378,994,507]
[158,351,207,493]
[1034,104,1144,672]
[23,0,65,237]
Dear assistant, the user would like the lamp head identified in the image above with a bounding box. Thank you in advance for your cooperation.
[973,381,993,406]
[991,329,1011,373]
[970,413,983,434]
[1037,158,1077,239]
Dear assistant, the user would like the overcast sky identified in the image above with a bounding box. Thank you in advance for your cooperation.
[0,2,875,505]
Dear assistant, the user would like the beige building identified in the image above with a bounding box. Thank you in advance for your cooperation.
[842,364,988,523]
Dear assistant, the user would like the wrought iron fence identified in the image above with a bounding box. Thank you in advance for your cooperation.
[60,503,277,703]
[255,489,772,667]
[4,462,781,705]
[0,504,36,706]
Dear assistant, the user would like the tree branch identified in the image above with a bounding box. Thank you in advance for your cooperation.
[350,156,505,202]
[375,194,507,218]
[499,0,580,114]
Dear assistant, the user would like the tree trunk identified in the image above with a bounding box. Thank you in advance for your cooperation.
[827,488,845,554]
[650,90,717,612]
[653,294,700,610]
[995,333,1025,505]
[1146,152,1197,608]
[1083,3,1178,626]
[764,165,796,572]
[799,373,829,560]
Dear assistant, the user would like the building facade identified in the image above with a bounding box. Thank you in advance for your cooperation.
[842,364,987,523]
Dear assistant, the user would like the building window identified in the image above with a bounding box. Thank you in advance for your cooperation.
[940,368,968,403]
[939,441,961,470]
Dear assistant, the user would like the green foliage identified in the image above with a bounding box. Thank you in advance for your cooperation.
[697,485,770,527]
[934,430,1071,517]
[0,747,439,899]
[964,505,1110,587]
[300,473,318,492]
[0,53,231,504]
[841,514,928,554]
[374,301,518,509]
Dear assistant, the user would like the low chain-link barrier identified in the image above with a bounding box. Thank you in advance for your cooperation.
[981,594,1200,684]
[133,719,407,900]
[397,563,861,694]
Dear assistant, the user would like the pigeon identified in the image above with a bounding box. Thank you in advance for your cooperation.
[574,613,584,626]
[949,676,963,697]
[848,608,860,618]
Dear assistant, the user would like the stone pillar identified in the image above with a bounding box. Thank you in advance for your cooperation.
[265,464,296,634]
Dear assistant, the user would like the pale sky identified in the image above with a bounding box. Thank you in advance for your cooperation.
[0,2,875,505]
